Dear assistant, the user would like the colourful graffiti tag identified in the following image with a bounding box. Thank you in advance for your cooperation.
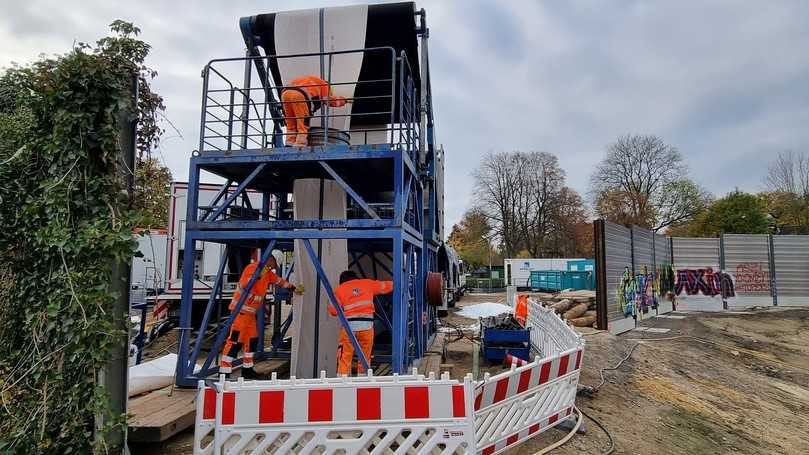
[734,263,770,293]
[617,265,675,318]
[674,268,735,298]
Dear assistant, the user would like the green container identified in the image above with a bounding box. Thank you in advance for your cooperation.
[530,270,593,291]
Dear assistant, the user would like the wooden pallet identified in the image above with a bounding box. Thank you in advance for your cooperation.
[128,358,291,442]
[128,386,196,443]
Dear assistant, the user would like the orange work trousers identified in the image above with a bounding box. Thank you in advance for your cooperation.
[337,328,374,376]
[281,89,311,145]
[220,311,258,373]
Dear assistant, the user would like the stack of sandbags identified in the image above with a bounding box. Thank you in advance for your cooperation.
[531,290,597,327]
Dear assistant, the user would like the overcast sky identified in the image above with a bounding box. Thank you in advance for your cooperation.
[2,0,808,233]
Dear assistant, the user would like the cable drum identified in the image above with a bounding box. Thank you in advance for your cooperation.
[426,271,444,306]
[308,127,351,146]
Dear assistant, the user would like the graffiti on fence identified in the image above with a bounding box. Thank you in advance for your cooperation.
[617,265,675,318]
[733,262,770,293]
[674,267,735,298]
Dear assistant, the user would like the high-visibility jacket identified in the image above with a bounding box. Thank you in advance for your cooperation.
[515,295,528,326]
[288,75,347,109]
[332,279,393,331]
[229,262,293,314]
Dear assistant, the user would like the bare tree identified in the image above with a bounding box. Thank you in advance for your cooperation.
[589,134,710,230]
[763,151,809,233]
[766,150,809,197]
[473,151,576,257]
[473,152,525,257]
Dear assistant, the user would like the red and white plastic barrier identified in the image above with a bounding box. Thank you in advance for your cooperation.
[195,370,476,454]
[473,301,585,455]
[473,348,582,454]
[194,301,584,455]
[194,384,217,455]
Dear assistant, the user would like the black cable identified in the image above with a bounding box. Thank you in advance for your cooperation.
[579,407,615,455]
[579,342,640,396]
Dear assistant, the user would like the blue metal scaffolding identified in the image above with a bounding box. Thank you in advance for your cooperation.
[174,10,441,387]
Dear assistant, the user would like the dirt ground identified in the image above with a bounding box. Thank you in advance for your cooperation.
[138,293,809,454]
[452,293,809,455]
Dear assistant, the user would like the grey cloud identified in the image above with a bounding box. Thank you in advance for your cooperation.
[2,0,808,233]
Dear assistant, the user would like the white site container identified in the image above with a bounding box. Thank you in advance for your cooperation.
[504,258,584,288]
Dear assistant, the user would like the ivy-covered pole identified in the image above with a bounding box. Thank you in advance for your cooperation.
[97,74,138,452]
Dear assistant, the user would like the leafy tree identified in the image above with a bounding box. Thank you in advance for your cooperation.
[134,156,172,228]
[759,190,809,234]
[99,20,172,228]
[548,187,593,257]
[669,191,770,237]
[590,134,711,230]
[447,209,495,269]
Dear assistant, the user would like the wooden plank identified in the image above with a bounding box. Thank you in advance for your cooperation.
[128,387,196,443]
[418,332,444,376]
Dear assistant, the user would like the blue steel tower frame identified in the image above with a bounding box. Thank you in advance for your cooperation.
[174,10,440,387]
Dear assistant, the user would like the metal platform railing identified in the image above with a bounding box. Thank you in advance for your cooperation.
[199,47,420,157]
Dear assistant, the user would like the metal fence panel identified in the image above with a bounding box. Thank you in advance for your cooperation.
[773,235,809,306]
[654,236,671,267]
[604,222,634,333]
[723,234,773,307]
[671,237,724,311]
[632,226,654,274]
[654,234,674,314]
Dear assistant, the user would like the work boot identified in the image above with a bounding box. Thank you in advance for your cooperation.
[241,367,257,380]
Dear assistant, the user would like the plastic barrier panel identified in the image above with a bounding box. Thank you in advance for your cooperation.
[196,371,476,454]
[473,348,582,455]
[195,302,584,454]
[194,383,217,455]
[525,299,582,358]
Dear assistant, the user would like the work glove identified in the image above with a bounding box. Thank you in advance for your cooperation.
[293,283,305,295]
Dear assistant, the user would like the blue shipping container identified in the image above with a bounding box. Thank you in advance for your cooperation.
[530,270,594,291]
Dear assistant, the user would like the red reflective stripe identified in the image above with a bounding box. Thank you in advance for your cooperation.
[574,350,583,370]
[356,388,381,420]
[474,393,482,411]
[259,391,284,423]
[308,389,333,422]
[529,423,540,434]
[203,388,216,420]
[548,413,558,424]
[558,354,570,377]
[482,446,495,455]
[517,369,532,393]
[493,378,509,403]
[404,386,429,418]
[539,361,552,384]
[222,392,235,425]
[452,385,466,417]
[507,434,518,445]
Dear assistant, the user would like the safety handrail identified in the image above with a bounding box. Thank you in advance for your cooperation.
[198,47,419,152]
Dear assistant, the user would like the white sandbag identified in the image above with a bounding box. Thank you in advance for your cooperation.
[128,353,177,397]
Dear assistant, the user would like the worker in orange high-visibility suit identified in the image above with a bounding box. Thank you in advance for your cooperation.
[331,270,393,376]
[280,75,348,146]
[220,251,302,379]
[515,294,528,326]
